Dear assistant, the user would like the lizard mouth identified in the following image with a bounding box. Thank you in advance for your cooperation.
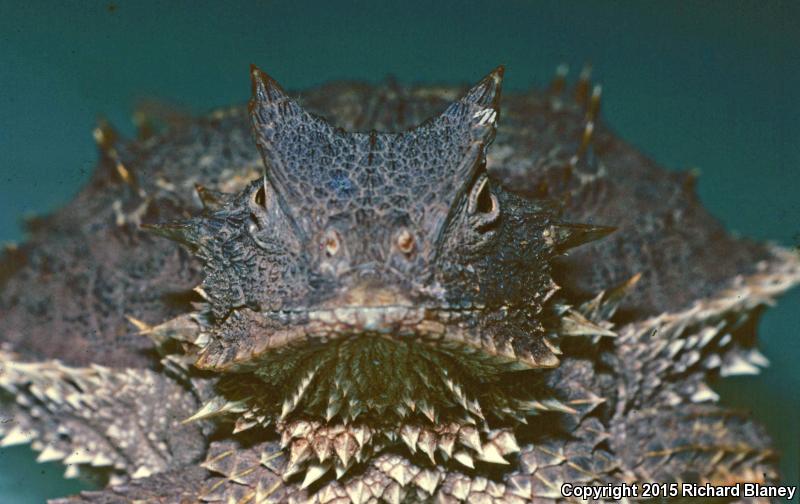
[272,304,487,338]
[276,286,484,337]
[193,304,551,373]
[193,284,558,372]
[280,305,431,334]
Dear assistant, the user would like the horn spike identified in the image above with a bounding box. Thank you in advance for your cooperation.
[587,84,602,121]
[92,118,119,153]
[462,65,504,109]
[250,64,291,108]
[578,121,595,157]
[575,63,592,105]
[550,63,569,94]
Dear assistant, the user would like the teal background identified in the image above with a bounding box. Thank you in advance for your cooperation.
[0,1,798,500]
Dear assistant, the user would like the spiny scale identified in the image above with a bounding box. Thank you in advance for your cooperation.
[549,63,569,94]
[557,273,642,340]
[0,351,205,484]
[574,63,592,105]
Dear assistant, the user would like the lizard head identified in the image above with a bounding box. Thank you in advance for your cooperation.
[149,67,614,460]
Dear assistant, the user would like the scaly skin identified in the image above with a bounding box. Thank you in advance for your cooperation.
[1,65,798,503]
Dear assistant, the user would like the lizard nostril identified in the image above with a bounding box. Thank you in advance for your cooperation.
[396,229,415,255]
[323,230,341,257]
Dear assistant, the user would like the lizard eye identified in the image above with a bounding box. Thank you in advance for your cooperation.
[467,174,500,230]
[252,184,267,208]
[323,230,341,257]
[248,184,269,231]
[395,228,416,255]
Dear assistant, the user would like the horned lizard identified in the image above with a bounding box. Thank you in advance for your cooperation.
[1,64,798,503]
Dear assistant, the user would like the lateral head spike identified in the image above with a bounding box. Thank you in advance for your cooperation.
[141,222,199,249]
[551,222,617,253]
[194,183,231,211]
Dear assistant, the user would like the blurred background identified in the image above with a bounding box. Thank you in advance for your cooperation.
[0,0,797,500]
